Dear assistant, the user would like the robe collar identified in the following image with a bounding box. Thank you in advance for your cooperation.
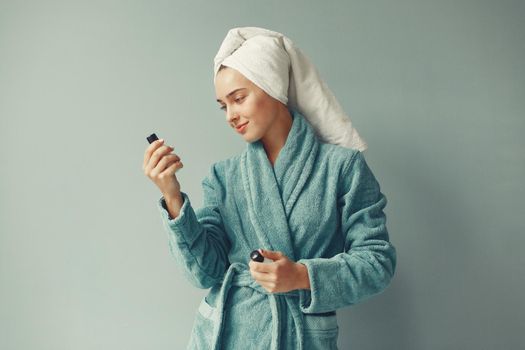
[240,108,320,262]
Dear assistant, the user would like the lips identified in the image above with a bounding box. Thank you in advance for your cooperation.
[236,122,248,130]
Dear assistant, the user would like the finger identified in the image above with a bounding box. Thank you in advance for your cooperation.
[259,281,277,293]
[250,270,274,283]
[150,155,181,177]
[249,260,267,273]
[145,144,174,174]
[143,139,164,169]
[156,154,181,172]
[155,156,182,175]
[158,159,183,177]
[260,249,284,261]
[250,261,275,273]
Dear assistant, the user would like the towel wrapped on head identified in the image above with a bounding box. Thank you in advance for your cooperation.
[213,26,368,151]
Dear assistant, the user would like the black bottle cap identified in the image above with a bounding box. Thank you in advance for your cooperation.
[250,250,264,263]
[147,133,159,144]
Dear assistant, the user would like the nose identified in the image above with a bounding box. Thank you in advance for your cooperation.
[226,106,240,124]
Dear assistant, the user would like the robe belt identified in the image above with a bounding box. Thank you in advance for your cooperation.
[210,262,305,350]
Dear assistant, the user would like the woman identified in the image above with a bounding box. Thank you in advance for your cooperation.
[143,27,396,350]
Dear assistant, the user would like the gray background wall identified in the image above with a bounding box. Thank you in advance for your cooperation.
[1,0,523,349]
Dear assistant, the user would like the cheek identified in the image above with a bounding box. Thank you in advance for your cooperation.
[246,97,265,116]
[251,97,273,121]
[241,99,262,122]
[255,95,272,111]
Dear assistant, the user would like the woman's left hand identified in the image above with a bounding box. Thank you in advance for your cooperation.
[248,249,311,293]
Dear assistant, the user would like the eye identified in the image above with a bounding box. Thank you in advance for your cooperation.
[219,96,244,111]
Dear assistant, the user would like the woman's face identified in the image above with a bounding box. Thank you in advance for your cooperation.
[215,66,282,143]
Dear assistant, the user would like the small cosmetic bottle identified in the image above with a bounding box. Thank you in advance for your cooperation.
[250,249,273,264]
[147,133,159,144]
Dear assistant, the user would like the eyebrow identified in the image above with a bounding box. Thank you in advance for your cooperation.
[216,88,247,103]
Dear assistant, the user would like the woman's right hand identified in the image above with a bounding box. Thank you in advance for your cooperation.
[143,139,184,200]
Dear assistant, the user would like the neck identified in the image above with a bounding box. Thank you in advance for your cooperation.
[261,106,293,166]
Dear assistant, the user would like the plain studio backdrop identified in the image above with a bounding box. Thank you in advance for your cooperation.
[1,0,524,349]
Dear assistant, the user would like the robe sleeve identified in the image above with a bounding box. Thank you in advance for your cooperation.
[157,163,231,289]
[297,151,397,313]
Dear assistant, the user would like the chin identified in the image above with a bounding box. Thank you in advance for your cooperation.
[240,131,256,143]
[245,132,264,143]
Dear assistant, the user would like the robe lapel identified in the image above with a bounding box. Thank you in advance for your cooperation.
[240,109,320,262]
[273,109,319,216]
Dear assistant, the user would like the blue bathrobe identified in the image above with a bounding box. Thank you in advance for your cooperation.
[157,108,397,349]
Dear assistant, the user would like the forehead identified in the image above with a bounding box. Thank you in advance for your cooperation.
[215,67,254,97]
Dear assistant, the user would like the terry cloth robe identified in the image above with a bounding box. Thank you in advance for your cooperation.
[157,108,397,350]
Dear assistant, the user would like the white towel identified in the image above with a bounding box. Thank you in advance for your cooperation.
[213,26,368,151]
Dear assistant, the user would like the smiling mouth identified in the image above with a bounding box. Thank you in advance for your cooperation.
[236,122,248,130]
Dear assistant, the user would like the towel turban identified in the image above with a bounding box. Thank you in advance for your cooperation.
[213,26,368,151]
